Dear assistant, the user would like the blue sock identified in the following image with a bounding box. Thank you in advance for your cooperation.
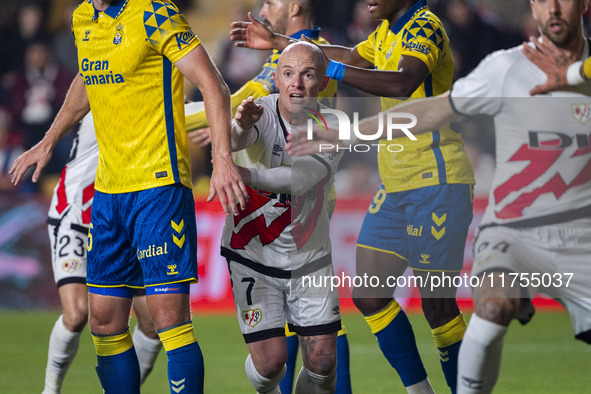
[365,301,427,387]
[159,321,204,394]
[439,341,461,394]
[279,334,299,394]
[431,313,467,394]
[166,342,204,394]
[335,333,352,394]
[95,348,141,394]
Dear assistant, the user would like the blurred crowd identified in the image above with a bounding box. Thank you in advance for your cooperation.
[0,0,578,199]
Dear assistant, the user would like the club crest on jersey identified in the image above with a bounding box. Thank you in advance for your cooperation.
[243,309,262,327]
[386,42,396,59]
[62,259,82,273]
[572,103,591,124]
[113,24,124,45]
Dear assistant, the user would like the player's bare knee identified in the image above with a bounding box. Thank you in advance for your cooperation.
[254,353,287,378]
[421,297,460,328]
[302,351,336,376]
[62,308,88,332]
[474,297,518,326]
[352,295,392,316]
[300,335,337,376]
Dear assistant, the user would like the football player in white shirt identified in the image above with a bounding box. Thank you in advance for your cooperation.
[222,42,342,394]
[288,1,591,392]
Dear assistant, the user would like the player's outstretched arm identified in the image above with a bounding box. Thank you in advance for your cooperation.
[9,74,89,185]
[231,97,264,151]
[522,35,586,95]
[287,92,461,155]
[176,45,248,215]
[331,54,431,97]
[239,156,329,196]
[230,12,293,52]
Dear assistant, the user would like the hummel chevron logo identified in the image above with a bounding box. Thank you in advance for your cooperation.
[171,378,186,393]
[431,226,445,240]
[171,219,185,233]
[432,212,447,226]
[171,219,185,248]
[173,234,185,248]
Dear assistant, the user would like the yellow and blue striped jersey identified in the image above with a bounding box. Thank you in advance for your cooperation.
[357,0,474,192]
[184,28,338,131]
[72,0,200,193]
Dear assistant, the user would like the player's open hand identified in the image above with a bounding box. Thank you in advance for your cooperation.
[286,123,341,156]
[522,35,574,95]
[230,12,274,50]
[235,97,264,129]
[208,154,248,216]
[187,127,212,148]
[9,141,53,186]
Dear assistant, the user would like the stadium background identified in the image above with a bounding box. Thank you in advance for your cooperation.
[0,1,589,393]
[0,0,568,311]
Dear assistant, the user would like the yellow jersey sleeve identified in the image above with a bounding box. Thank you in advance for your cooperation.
[399,14,446,73]
[143,0,201,63]
[185,80,270,131]
[356,25,379,64]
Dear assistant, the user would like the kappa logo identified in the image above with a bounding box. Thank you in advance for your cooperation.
[243,309,262,327]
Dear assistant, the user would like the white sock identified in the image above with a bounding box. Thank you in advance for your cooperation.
[42,315,81,394]
[458,314,508,394]
[245,353,285,394]
[294,366,336,394]
[406,378,435,394]
[132,324,162,384]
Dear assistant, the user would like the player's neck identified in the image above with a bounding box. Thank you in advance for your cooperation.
[92,0,113,12]
[385,0,416,26]
[285,17,312,38]
[557,33,586,63]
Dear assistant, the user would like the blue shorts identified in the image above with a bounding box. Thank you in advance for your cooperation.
[87,184,198,293]
[356,184,473,272]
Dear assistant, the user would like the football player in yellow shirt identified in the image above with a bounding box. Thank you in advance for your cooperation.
[11,1,247,393]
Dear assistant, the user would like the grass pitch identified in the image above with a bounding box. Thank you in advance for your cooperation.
[0,310,589,393]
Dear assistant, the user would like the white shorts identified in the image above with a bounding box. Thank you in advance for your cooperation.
[472,218,591,335]
[48,209,88,287]
[228,259,341,343]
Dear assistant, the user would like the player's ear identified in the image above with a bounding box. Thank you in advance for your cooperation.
[273,71,279,87]
[319,75,329,92]
[288,1,300,17]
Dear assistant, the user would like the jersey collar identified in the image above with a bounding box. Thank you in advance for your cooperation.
[92,0,129,21]
[389,0,427,35]
[289,27,321,40]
